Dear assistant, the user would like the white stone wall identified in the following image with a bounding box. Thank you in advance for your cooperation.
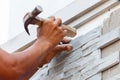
[30,7,120,80]
[1,0,120,80]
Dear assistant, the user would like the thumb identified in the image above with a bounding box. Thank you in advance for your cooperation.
[45,44,72,63]
[55,44,73,52]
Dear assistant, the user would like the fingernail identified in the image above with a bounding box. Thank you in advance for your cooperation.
[67,45,73,51]
[67,37,72,41]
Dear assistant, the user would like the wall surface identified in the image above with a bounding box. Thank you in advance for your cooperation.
[1,0,120,80]
[30,7,120,80]
[0,0,9,44]
[30,1,120,80]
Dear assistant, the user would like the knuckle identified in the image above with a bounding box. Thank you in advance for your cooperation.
[61,32,64,36]
[44,19,54,26]
[60,30,65,37]
[53,22,58,27]
[52,25,57,29]
[49,16,55,19]
[57,18,62,22]
[61,33,65,38]
[45,19,52,24]
[58,27,63,32]
[57,18,62,25]
[52,24,57,29]
[53,23,58,26]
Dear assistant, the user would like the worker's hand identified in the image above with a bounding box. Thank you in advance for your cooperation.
[44,37,73,63]
[37,37,72,66]
[37,16,67,48]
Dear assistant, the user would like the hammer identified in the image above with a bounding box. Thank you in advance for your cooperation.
[23,6,77,37]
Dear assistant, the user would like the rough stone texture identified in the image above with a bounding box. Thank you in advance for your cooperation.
[102,8,120,80]
[31,27,120,80]
[103,8,120,34]
[29,8,120,80]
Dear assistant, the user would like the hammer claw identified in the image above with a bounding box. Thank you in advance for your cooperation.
[23,5,43,35]
[24,17,40,35]
[24,25,30,35]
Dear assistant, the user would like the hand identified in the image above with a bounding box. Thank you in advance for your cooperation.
[44,37,73,63]
[37,16,67,48]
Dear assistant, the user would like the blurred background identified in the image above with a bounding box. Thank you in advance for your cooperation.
[0,0,75,44]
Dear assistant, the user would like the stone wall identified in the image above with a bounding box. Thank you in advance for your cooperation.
[30,8,120,80]
[0,1,119,80]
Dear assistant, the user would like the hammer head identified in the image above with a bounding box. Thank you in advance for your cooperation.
[23,5,43,35]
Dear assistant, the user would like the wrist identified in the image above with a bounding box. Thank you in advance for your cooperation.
[34,38,53,67]
[35,37,53,52]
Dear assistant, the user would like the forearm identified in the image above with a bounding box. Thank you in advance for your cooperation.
[21,47,59,80]
[20,54,49,80]
[19,66,39,80]
[0,16,68,79]
[10,38,52,79]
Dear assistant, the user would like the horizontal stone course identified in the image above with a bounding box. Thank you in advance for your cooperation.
[106,74,120,80]
[83,27,120,56]
[32,26,120,80]
[80,51,120,80]
[70,27,101,51]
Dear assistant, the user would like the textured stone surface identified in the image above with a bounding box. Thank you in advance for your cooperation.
[31,26,120,80]
[83,27,120,56]
[87,73,102,80]
[0,0,119,80]
[103,8,120,34]
[106,74,120,80]
[102,7,120,80]
[31,7,120,79]
[80,51,120,80]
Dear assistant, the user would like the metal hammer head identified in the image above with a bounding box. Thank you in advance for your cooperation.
[23,5,43,35]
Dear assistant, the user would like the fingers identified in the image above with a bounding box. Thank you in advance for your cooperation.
[48,16,55,21]
[44,44,72,63]
[58,27,67,37]
[62,37,72,44]
[48,16,66,37]
[54,18,62,26]
[47,16,68,38]
[48,16,62,26]
[58,37,72,50]
[56,44,73,51]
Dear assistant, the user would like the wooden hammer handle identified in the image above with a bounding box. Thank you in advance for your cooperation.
[35,17,77,37]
